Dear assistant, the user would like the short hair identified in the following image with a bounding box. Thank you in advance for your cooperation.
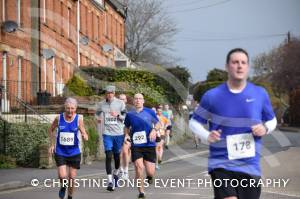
[119,94,127,100]
[65,97,78,107]
[134,93,144,99]
[226,48,249,64]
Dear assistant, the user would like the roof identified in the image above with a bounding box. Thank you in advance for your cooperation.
[106,0,127,19]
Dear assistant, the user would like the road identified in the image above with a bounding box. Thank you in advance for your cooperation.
[0,130,299,199]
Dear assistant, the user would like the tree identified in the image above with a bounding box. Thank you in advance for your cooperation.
[253,36,300,126]
[206,68,227,82]
[125,0,178,65]
[253,37,300,93]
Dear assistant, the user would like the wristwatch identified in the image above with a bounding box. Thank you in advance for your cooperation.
[263,123,269,134]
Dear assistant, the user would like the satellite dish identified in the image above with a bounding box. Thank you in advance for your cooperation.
[42,49,55,60]
[2,20,18,33]
[80,36,89,46]
[102,44,113,52]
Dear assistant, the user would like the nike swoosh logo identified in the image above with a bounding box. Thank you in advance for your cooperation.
[246,98,255,102]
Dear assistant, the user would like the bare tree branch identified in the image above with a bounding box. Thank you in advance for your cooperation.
[125,0,178,65]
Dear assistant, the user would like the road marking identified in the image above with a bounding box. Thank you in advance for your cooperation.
[152,192,211,198]
[0,171,107,195]
[186,170,208,178]
[163,150,209,164]
[263,190,300,198]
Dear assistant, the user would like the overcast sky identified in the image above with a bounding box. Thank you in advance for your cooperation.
[163,0,300,82]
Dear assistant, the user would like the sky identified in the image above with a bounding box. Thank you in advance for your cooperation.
[163,0,300,83]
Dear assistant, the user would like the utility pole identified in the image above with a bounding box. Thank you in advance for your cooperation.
[287,31,291,44]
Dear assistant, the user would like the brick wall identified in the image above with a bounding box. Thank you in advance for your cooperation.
[1,0,126,105]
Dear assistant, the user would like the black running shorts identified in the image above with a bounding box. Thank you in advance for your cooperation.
[131,147,156,163]
[54,153,81,169]
[210,168,261,199]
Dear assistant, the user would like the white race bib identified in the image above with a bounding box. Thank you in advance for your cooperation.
[59,132,75,146]
[105,115,118,125]
[132,131,147,145]
[227,133,255,160]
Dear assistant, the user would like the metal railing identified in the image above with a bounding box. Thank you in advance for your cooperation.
[0,80,56,124]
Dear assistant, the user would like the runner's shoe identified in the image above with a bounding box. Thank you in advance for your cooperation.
[107,182,115,191]
[155,164,160,170]
[138,192,145,198]
[146,176,153,185]
[59,187,66,199]
[122,172,129,181]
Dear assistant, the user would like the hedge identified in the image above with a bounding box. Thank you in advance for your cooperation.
[79,67,168,106]
[65,74,95,96]
[0,120,50,167]
[83,116,99,157]
[0,116,100,167]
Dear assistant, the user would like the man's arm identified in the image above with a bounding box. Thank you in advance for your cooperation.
[117,101,127,121]
[48,116,58,155]
[95,102,103,123]
[189,118,221,144]
[149,121,160,142]
[252,117,277,136]
[78,115,89,141]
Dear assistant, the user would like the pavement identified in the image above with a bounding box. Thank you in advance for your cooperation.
[1,127,300,198]
[0,138,208,192]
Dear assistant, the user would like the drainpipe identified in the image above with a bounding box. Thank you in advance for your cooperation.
[77,0,80,67]
[38,0,42,92]
[2,52,7,107]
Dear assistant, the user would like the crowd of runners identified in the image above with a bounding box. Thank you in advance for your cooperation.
[48,48,276,199]
[48,86,174,199]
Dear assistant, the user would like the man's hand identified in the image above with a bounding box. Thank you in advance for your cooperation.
[48,145,54,155]
[96,116,102,124]
[110,111,118,117]
[252,124,267,137]
[82,133,89,141]
[124,135,131,144]
[208,130,222,143]
[149,129,157,142]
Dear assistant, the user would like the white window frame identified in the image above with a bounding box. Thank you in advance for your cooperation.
[2,0,6,21]
[52,57,56,96]
[17,56,22,98]
[42,0,46,23]
[17,0,21,26]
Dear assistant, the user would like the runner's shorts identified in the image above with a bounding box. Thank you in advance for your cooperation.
[103,134,125,153]
[166,125,172,130]
[131,146,156,163]
[54,153,81,169]
[210,168,261,199]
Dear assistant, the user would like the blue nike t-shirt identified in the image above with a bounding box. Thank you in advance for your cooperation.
[124,107,159,147]
[192,82,275,177]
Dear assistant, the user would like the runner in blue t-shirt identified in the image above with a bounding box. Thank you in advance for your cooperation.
[49,98,89,199]
[124,93,160,199]
[189,48,277,199]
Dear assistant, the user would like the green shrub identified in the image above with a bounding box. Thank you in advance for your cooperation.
[1,122,50,167]
[66,74,95,96]
[83,116,99,156]
[81,67,167,106]
[0,154,16,169]
[192,81,223,101]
